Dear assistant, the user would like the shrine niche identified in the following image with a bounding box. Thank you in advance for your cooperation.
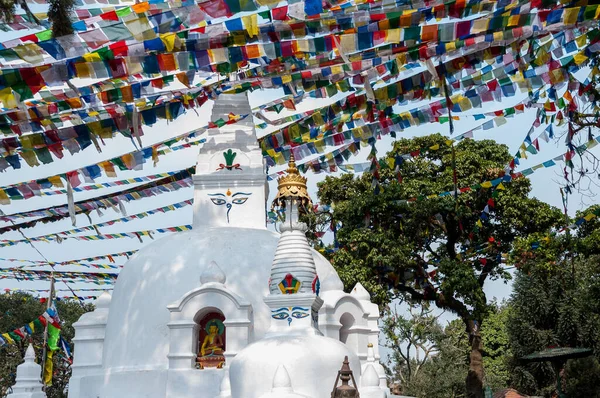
[196,311,226,369]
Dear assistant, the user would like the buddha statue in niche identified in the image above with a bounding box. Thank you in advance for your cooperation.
[196,316,226,369]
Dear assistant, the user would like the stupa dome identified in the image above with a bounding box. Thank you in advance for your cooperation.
[231,334,360,398]
[102,227,342,370]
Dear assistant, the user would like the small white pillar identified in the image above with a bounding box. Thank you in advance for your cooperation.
[216,367,231,398]
[7,345,46,398]
[359,364,387,398]
[68,292,111,398]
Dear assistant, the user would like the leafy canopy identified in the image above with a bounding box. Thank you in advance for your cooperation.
[317,134,563,323]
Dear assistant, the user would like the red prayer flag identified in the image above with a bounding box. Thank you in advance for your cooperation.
[101,10,119,21]
[272,6,288,20]
[200,0,231,18]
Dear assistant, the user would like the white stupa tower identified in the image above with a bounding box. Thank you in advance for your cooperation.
[192,92,267,229]
[67,92,391,398]
[229,158,370,398]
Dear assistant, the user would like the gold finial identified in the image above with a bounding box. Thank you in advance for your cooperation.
[272,153,313,212]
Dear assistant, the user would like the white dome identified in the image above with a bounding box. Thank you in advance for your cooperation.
[102,227,342,370]
[230,335,361,398]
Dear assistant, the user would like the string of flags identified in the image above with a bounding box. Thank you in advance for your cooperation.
[0,307,60,346]
[0,199,192,247]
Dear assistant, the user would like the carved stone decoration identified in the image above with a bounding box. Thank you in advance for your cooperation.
[196,312,226,369]
[272,153,313,213]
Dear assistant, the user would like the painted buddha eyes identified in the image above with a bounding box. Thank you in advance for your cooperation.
[207,191,253,223]
[271,307,310,325]
[272,312,289,320]
[291,311,309,319]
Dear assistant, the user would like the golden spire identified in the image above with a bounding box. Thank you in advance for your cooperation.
[272,153,313,211]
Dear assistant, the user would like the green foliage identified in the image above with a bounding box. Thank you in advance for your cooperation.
[480,303,511,392]
[0,0,16,22]
[47,0,75,37]
[0,0,40,25]
[317,134,562,317]
[382,304,445,387]
[507,250,600,397]
[0,293,93,398]
[386,315,470,398]
[317,134,563,396]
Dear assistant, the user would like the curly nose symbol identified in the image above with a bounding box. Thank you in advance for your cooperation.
[226,203,232,223]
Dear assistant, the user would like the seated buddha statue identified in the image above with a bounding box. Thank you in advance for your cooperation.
[196,320,225,369]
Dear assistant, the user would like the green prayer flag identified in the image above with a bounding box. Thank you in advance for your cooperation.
[116,7,132,17]
[48,324,60,352]
[35,30,53,42]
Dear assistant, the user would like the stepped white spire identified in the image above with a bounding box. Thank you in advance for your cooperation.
[268,154,318,296]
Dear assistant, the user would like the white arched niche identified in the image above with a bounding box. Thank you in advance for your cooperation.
[166,282,253,370]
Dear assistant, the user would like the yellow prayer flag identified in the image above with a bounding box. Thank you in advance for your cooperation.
[12,43,44,64]
[160,33,178,52]
[386,29,400,43]
[2,333,14,344]
[496,183,505,190]
[242,14,258,38]
[43,350,54,386]
[564,8,579,25]
[574,52,588,65]
[48,176,64,188]
[576,34,587,48]
[429,144,440,150]
[481,181,493,188]
[340,34,356,54]
[584,213,597,221]
[82,52,102,62]
[0,189,9,205]
[476,219,483,227]
[255,0,279,5]
[472,19,489,33]
[75,62,92,78]
[29,322,35,333]
[386,157,395,169]
[507,15,520,27]
[0,87,17,109]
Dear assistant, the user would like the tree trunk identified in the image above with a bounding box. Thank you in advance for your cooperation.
[465,320,484,398]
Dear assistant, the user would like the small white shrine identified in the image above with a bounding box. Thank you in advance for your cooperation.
[7,345,46,398]
[68,93,390,398]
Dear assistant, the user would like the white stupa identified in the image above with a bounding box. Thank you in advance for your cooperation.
[68,92,389,398]
[7,345,46,398]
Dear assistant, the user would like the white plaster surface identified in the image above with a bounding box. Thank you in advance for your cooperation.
[230,335,361,398]
[71,228,342,397]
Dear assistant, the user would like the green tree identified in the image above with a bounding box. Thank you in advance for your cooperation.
[507,254,600,397]
[0,0,74,37]
[386,314,470,398]
[316,134,563,398]
[0,292,93,398]
[382,303,445,388]
[480,302,511,392]
[508,208,600,397]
